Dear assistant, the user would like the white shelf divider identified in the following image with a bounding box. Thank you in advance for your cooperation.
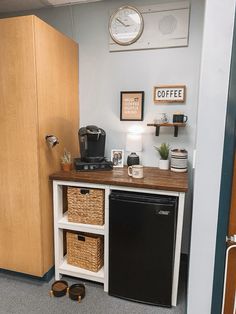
[58,212,105,235]
[59,256,105,283]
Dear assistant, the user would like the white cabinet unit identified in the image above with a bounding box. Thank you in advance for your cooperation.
[51,167,188,306]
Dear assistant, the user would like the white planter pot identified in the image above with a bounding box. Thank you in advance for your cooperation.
[159,159,169,170]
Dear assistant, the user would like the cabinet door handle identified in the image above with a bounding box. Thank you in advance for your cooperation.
[80,189,90,195]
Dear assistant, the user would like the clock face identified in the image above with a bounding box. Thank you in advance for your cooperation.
[109,6,144,46]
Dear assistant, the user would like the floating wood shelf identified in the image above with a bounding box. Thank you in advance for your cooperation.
[147,123,186,137]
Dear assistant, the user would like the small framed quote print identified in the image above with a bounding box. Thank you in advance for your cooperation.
[153,85,186,103]
[120,91,144,121]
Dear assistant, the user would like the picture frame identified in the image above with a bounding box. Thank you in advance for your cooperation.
[111,149,124,168]
[120,91,144,121]
[153,85,186,103]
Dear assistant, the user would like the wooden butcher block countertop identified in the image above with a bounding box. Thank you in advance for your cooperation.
[50,167,188,192]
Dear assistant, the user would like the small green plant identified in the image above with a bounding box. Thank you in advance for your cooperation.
[154,143,170,160]
[61,149,72,164]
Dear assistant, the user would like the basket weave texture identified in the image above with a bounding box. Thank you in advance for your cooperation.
[67,232,104,272]
[67,187,104,225]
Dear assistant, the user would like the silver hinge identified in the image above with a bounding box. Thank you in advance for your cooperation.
[226,235,236,243]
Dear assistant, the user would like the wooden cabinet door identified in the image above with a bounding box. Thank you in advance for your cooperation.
[0,16,43,275]
[34,16,79,274]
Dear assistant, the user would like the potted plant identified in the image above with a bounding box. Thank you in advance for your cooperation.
[154,143,170,170]
[61,149,72,171]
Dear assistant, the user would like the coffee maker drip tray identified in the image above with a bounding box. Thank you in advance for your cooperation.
[74,158,113,171]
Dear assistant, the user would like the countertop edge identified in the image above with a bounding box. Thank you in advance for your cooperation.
[49,172,188,193]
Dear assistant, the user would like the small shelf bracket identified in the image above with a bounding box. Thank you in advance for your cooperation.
[155,125,160,136]
[174,125,179,137]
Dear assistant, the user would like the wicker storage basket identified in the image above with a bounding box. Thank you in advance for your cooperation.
[67,187,104,225]
[67,231,104,272]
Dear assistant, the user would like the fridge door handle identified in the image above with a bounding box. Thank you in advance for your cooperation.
[157,210,171,216]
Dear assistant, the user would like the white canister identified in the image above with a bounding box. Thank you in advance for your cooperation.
[170,149,188,172]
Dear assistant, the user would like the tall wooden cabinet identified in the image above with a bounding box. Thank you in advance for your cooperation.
[0,15,79,277]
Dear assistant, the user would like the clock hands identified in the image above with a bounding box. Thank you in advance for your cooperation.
[116,17,130,27]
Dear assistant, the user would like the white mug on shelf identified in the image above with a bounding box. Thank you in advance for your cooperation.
[128,165,144,179]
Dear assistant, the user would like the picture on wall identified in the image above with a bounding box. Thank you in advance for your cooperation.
[120,91,144,121]
[111,149,124,167]
[153,85,186,103]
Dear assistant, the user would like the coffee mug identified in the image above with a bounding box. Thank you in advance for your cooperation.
[173,114,188,123]
[128,165,144,179]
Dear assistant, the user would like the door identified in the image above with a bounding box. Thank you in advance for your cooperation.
[34,16,79,274]
[211,9,236,313]
[222,155,236,314]
[109,191,178,307]
[0,16,42,275]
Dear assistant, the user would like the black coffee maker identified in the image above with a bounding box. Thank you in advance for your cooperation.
[79,125,105,162]
[75,125,112,171]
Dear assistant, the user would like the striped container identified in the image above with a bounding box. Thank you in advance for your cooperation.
[170,149,188,172]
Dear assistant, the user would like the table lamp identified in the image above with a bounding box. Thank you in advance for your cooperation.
[126,133,142,166]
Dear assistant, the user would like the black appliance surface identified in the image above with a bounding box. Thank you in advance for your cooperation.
[109,191,178,307]
[74,158,113,171]
[79,125,106,163]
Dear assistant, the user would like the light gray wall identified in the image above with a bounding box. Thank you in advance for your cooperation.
[32,0,204,168]
[35,0,204,254]
[187,0,236,313]
[1,0,205,253]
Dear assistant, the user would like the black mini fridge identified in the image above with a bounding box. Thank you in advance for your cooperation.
[109,191,178,307]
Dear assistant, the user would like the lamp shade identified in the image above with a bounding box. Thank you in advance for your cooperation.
[126,133,142,152]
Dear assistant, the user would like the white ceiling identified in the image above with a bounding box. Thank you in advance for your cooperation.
[0,0,104,13]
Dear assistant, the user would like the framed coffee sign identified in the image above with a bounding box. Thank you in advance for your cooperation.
[153,85,186,103]
[120,91,144,121]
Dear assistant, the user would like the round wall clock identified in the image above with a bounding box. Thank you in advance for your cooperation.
[109,5,144,46]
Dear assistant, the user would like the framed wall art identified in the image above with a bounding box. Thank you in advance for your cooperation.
[111,149,124,167]
[120,91,144,121]
[153,85,186,103]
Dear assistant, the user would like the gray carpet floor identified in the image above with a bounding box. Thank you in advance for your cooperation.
[0,270,186,314]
